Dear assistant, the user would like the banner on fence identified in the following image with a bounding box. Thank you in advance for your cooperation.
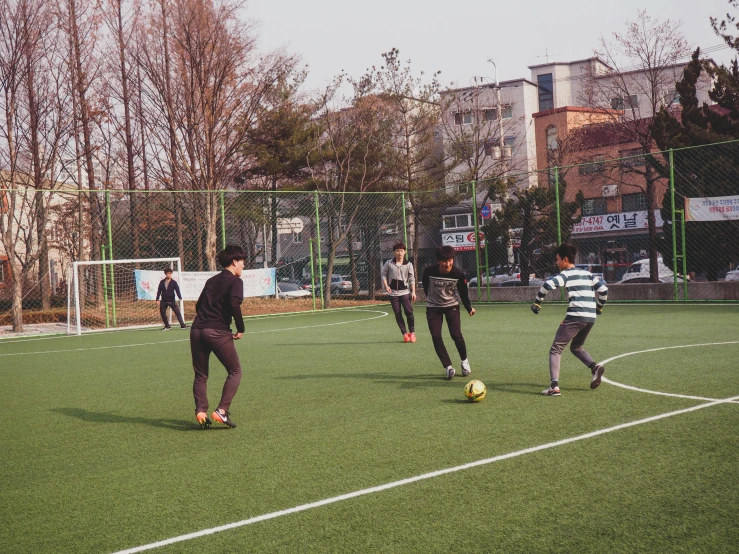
[135,268,276,300]
[572,210,663,235]
[684,196,739,221]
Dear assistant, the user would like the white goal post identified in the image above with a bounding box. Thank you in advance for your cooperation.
[68,257,183,335]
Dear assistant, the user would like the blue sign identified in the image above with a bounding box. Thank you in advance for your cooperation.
[481,205,491,219]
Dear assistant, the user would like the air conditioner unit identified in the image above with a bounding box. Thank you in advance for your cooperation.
[602,185,619,197]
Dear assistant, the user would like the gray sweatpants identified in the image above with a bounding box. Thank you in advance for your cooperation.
[549,320,596,382]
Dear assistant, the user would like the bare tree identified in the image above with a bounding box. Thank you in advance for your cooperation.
[307,77,397,307]
[581,10,691,281]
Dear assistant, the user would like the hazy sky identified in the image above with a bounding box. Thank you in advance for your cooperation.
[247,0,737,93]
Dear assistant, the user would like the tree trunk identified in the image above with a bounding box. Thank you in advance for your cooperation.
[271,176,278,265]
[347,226,358,294]
[645,165,660,283]
[8,255,24,332]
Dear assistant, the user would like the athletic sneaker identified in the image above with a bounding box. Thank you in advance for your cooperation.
[590,364,605,389]
[461,359,471,376]
[212,409,237,429]
[403,333,411,343]
[196,412,211,429]
[541,386,561,396]
[162,327,171,331]
[180,325,188,329]
[410,332,416,343]
[445,366,456,380]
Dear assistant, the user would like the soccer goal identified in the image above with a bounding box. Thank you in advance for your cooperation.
[68,257,183,335]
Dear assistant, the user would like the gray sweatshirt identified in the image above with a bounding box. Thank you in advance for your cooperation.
[381,259,415,297]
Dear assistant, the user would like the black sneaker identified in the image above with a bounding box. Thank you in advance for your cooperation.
[212,409,237,429]
[196,413,211,429]
[162,327,171,331]
[590,364,605,389]
[180,325,188,329]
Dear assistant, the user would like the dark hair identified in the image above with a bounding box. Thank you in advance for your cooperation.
[556,242,577,263]
[164,268,173,274]
[217,244,247,268]
[392,242,406,251]
[436,245,456,261]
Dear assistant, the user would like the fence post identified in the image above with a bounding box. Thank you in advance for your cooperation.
[554,167,564,302]
[401,192,408,260]
[554,167,562,245]
[105,191,117,326]
[669,149,679,301]
[471,181,482,300]
[219,190,226,249]
[309,238,316,311]
[313,191,324,308]
[101,245,110,329]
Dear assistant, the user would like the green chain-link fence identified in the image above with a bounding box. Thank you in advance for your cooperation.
[1,140,738,332]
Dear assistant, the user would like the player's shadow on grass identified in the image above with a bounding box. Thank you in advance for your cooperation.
[51,407,221,432]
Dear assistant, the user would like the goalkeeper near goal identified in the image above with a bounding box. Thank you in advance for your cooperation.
[530,242,608,396]
[156,268,187,330]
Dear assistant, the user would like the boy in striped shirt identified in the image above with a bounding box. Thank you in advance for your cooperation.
[531,243,608,396]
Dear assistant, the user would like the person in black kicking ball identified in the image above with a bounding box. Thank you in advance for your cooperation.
[422,245,475,380]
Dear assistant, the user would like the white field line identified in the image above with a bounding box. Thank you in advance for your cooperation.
[112,393,739,554]
[601,341,739,402]
[0,310,388,358]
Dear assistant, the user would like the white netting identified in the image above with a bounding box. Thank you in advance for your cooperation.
[68,258,182,334]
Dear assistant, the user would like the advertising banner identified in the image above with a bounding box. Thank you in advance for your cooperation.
[442,231,486,252]
[572,210,663,235]
[684,196,739,221]
[136,268,276,301]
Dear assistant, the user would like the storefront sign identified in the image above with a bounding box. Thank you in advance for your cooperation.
[442,231,486,252]
[572,210,663,235]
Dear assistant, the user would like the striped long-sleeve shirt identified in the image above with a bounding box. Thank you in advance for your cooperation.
[535,267,608,323]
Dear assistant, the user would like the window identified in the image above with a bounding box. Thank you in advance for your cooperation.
[664,89,680,105]
[611,95,638,110]
[548,168,557,186]
[546,125,558,150]
[0,263,4,284]
[622,192,647,212]
[443,214,473,229]
[582,198,608,216]
[483,140,497,158]
[482,109,497,122]
[502,105,513,119]
[619,148,646,168]
[454,111,473,125]
[293,231,302,243]
[537,73,554,111]
[579,155,606,175]
[504,136,515,157]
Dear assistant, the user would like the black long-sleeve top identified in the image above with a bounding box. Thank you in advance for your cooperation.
[421,265,472,313]
[191,270,245,333]
[156,279,182,302]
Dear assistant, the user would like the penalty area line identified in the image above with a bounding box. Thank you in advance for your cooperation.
[111,393,739,554]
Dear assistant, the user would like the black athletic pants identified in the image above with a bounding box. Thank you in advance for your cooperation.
[389,294,414,334]
[160,300,186,328]
[190,328,242,415]
[426,306,467,368]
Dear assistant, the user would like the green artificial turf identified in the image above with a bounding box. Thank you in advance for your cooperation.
[0,304,737,553]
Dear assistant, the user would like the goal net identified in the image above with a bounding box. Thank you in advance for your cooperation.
[68,258,183,335]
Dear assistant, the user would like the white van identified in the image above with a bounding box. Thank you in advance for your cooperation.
[617,257,684,284]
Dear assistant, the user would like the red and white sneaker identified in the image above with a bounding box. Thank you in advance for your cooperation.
[410,332,416,343]
[541,386,561,396]
[403,333,411,343]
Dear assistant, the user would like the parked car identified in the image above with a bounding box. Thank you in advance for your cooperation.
[617,257,685,284]
[469,265,521,287]
[330,274,358,294]
[298,278,314,291]
[277,282,312,299]
[725,264,739,282]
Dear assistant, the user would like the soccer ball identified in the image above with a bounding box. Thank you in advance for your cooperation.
[464,380,487,402]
